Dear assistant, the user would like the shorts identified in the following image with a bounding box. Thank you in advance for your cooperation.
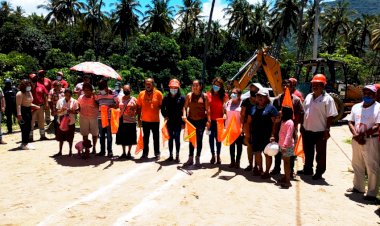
[281,147,294,158]
[80,117,99,136]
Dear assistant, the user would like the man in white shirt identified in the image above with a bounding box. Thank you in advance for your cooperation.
[346,85,380,202]
[299,74,338,180]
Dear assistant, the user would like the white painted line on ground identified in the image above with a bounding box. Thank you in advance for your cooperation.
[37,163,150,226]
[113,172,185,225]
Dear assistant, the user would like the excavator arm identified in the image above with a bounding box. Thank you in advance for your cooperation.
[229,49,283,96]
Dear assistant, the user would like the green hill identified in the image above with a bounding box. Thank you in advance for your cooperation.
[324,0,380,16]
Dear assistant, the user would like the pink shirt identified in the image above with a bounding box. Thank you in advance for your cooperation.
[279,120,294,148]
[224,100,242,127]
[78,95,99,119]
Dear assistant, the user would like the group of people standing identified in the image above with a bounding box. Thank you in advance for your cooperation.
[1,72,379,192]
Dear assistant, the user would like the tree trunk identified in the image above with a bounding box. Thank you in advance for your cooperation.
[312,0,320,59]
[296,0,307,62]
[202,0,215,83]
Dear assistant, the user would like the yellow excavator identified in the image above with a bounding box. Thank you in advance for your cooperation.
[229,48,283,96]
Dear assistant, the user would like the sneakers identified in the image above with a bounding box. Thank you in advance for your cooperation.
[108,152,114,158]
[183,156,194,167]
[166,156,174,161]
[195,156,201,166]
[21,144,35,150]
[312,174,323,180]
[175,156,180,163]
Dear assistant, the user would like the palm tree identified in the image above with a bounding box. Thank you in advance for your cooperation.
[345,15,374,57]
[142,0,174,35]
[321,0,354,53]
[270,0,299,57]
[297,1,316,60]
[111,0,142,52]
[176,0,202,42]
[247,0,272,49]
[83,0,106,58]
[37,0,61,26]
[223,0,253,42]
[371,22,380,51]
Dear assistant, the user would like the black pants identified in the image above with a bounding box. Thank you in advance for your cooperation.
[303,130,327,175]
[5,106,17,132]
[230,135,243,163]
[188,118,206,157]
[20,106,32,144]
[142,121,160,157]
[273,152,296,174]
[167,124,181,155]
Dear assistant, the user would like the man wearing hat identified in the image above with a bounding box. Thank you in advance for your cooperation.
[346,85,380,201]
[3,78,18,134]
[56,71,69,89]
[30,73,49,141]
[289,77,304,102]
[299,74,338,180]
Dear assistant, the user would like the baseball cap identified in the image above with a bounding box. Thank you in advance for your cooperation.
[363,84,377,93]
[257,88,269,96]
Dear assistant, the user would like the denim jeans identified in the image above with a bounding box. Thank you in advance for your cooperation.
[230,135,243,163]
[98,119,112,154]
[142,121,160,157]
[188,118,206,157]
[167,124,181,155]
[209,120,222,155]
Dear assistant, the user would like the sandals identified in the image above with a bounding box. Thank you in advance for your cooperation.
[346,187,364,194]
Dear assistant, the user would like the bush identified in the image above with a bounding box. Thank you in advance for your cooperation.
[43,48,76,69]
[177,56,203,86]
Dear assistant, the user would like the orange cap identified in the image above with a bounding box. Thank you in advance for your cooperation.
[169,79,180,88]
[375,84,380,91]
[311,74,327,85]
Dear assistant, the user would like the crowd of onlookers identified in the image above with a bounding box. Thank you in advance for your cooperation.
[0,72,379,196]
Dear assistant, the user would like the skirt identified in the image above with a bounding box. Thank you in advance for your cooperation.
[116,122,137,146]
[56,124,75,142]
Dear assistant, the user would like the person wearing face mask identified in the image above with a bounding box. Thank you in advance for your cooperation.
[299,74,338,180]
[95,79,118,157]
[30,73,49,141]
[78,83,99,155]
[224,88,243,168]
[346,85,380,202]
[161,79,185,162]
[241,83,260,172]
[3,78,18,134]
[113,81,122,96]
[116,84,138,159]
[16,79,35,150]
[207,77,229,164]
[56,71,69,89]
[137,78,163,161]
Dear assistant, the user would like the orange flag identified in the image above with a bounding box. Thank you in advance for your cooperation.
[216,118,225,142]
[184,120,197,148]
[282,88,294,119]
[100,105,109,128]
[135,128,144,154]
[161,120,170,147]
[294,135,305,162]
[222,115,241,146]
[110,108,120,134]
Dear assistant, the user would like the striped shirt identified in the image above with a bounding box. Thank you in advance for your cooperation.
[95,91,117,119]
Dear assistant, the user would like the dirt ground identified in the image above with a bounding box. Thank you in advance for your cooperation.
[0,122,379,226]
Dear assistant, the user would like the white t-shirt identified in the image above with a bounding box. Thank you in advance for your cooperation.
[56,97,79,125]
[349,101,380,134]
[303,92,338,132]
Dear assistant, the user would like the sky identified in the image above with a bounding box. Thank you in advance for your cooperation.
[8,0,264,26]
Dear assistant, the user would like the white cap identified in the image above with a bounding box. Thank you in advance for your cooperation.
[257,88,269,96]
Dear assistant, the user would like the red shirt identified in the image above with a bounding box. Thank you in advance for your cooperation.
[207,92,228,120]
[59,79,69,89]
[32,83,48,105]
[293,90,304,102]
[38,78,52,91]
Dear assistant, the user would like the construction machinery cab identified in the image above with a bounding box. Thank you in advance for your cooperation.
[296,58,362,121]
